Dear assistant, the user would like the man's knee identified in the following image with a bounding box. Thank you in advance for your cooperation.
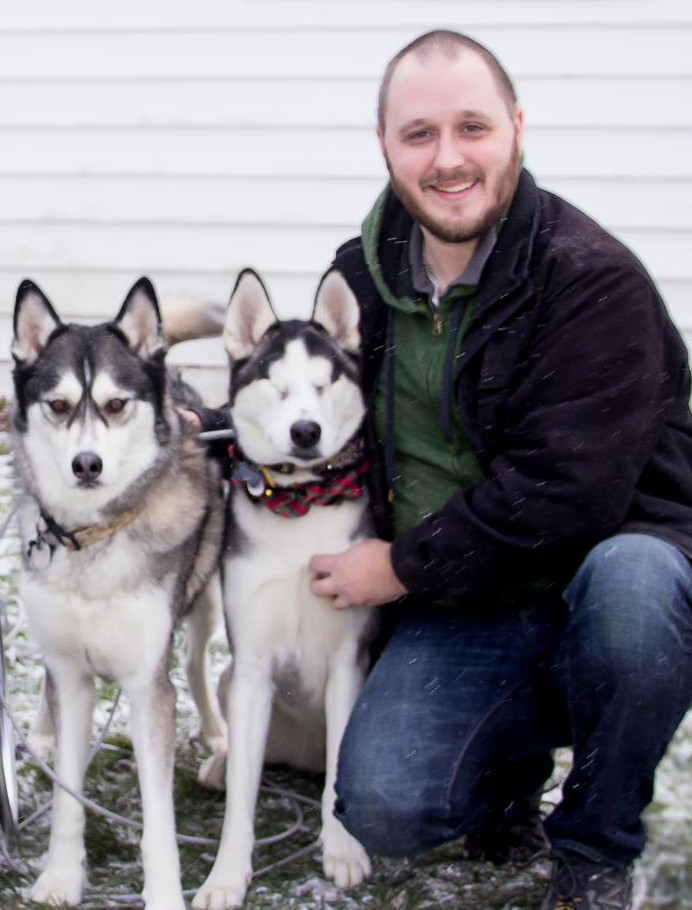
[335,711,501,857]
[564,533,692,678]
[335,761,485,858]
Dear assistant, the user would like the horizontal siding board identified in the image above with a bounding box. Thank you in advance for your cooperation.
[0,223,347,275]
[2,127,691,179]
[4,274,687,329]
[0,270,689,330]
[1,222,689,282]
[1,175,691,231]
[0,28,690,79]
[2,76,691,128]
[2,1,692,30]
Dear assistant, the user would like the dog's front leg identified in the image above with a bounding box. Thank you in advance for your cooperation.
[125,673,185,910]
[321,652,371,888]
[185,574,227,753]
[30,663,95,907]
[193,656,273,910]
[28,668,56,761]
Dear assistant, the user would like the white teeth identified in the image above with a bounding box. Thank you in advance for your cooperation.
[435,181,473,193]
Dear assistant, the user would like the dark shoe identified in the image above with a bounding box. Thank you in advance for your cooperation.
[463,798,548,866]
[540,851,633,910]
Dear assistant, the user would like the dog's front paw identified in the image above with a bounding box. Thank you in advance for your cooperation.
[321,824,371,889]
[197,751,227,791]
[30,862,85,906]
[192,867,251,909]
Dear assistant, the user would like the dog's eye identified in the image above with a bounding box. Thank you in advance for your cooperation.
[47,399,69,415]
[105,398,127,414]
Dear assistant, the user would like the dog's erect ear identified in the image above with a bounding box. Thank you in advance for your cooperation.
[114,277,166,358]
[223,269,277,360]
[12,280,63,365]
[312,269,360,353]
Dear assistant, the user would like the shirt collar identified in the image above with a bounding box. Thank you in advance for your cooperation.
[409,222,498,300]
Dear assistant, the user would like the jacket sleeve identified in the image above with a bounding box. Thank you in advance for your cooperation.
[390,260,685,602]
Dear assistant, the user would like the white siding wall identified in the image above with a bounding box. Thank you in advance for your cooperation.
[1,0,690,403]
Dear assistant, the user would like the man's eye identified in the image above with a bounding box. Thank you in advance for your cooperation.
[105,398,127,414]
[47,399,69,415]
[461,123,485,134]
[406,130,432,142]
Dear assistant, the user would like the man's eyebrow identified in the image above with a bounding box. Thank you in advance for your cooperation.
[458,108,492,122]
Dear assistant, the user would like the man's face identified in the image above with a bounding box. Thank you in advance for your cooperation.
[378,49,524,244]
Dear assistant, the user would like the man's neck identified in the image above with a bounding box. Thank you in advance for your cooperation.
[421,229,479,296]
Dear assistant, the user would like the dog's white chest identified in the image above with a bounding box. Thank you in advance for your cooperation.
[226,496,370,699]
[20,554,175,681]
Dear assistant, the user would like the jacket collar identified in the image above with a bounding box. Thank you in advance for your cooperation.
[364,170,539,304]
[362,168,542,369]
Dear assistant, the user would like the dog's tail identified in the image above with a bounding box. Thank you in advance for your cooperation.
[159,297,225,346]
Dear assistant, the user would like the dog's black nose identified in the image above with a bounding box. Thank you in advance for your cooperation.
[72,452,103,481]
[290,420,321,449]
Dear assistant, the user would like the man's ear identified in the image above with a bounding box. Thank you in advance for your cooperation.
[223,268,277,361]
[12,280,63,365]
[376,124,386,158]
[312,269,360,353]
[114,277,166,358]
[513,106,525,146]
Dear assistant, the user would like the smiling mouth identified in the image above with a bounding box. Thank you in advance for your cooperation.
[429,179,477,195]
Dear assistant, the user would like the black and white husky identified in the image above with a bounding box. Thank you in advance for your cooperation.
[11,278,226,910]
[193,269,378,909]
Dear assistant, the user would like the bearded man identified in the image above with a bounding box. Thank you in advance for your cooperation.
[309,30,692,910]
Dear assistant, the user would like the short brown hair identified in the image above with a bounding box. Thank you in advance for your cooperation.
[377,30,518,132]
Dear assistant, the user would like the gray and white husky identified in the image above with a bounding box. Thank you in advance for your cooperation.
[194,269,377,909]
[11,278,226,910]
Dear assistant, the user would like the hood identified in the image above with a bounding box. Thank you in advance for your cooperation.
[360,168,541,319]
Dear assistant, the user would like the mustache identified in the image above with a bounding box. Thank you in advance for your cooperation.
[421,167,483,189]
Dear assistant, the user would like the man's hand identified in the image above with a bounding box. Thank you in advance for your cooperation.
[309,539,408,610]
[177,407,203,432]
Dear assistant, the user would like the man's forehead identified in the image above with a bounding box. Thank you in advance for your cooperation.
[386,48,506,124]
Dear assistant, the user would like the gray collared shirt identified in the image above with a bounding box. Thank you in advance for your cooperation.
[409,223,497,306]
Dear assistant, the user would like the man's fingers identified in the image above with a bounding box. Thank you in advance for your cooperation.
[309,554,334,575]
[311,575,350,609]
[310,574,336,598]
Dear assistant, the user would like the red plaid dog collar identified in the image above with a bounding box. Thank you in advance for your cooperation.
[228,440,369,518]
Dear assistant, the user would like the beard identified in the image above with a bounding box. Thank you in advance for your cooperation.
[385,137,521,244]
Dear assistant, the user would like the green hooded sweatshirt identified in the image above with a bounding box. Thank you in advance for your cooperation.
[361,188,486,536]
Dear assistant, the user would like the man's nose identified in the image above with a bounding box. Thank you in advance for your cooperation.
[433,131,464,172]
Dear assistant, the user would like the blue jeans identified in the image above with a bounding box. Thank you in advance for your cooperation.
[334,534,692,864]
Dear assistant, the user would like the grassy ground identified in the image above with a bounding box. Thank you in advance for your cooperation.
[0,739,553,910]
[1,735,552,910]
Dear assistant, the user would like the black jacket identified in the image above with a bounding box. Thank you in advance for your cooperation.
[334,169,692,604]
